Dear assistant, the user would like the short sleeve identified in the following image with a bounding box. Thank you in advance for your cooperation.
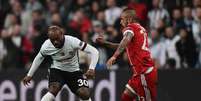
[122,27,134,37]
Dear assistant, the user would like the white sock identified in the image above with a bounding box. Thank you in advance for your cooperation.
[80,98,92,101]
[41,92,55,101]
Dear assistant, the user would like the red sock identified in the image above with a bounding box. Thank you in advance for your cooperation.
[121,93,133,101]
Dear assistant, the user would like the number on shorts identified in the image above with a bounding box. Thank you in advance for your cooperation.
[77,79,89,86]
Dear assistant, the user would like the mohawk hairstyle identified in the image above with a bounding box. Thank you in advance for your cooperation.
[122,7,135,12]
[122,7,137,19]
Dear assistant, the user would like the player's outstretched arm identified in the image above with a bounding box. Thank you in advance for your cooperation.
[22,53,45,86]
[96,35,119,49]
[107,31,133,68]
[82,44,99,79]
[70,36,99,79]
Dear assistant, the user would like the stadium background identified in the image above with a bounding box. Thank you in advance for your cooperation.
[0,0,201,101]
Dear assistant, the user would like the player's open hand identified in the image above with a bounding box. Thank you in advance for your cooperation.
[106,56,116,69]
[22,76,32,86]
[84,69,95,79]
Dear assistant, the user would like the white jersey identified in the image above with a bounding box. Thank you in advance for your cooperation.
[40,35,86,72]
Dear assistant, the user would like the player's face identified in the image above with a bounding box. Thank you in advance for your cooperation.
[120,13,128,28]
[49,30,64,48]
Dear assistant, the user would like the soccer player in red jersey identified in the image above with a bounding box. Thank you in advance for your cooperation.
[96,8,157,101]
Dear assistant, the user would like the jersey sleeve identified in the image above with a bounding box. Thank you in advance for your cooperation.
[122,26,135,37]
[70,36,87,51]
[27,53,45,77]
[83,44,99,69]
[39,41,48,56]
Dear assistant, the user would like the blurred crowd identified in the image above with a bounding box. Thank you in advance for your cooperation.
[0,0,200,70]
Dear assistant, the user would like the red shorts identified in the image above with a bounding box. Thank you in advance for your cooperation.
[126,67,158,101]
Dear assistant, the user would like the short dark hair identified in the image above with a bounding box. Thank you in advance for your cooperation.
[48,26,64,35]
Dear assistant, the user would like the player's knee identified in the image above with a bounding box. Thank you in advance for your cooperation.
[77,87,90,100]
[121,91,133,101]
[48,82,62,96]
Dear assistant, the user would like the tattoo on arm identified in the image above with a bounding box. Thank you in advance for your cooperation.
[104,41,119,49]
[113,32,133,58]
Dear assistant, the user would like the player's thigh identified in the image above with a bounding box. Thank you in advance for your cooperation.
[127,75,145,99]
[145,67,158,100]
[65,71,90,96]
[48,68,65,95]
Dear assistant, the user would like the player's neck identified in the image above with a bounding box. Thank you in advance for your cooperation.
[61,36,65,48]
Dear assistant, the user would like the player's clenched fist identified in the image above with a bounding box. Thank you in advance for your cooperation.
[84,69,95,79]
[22,76,32,86]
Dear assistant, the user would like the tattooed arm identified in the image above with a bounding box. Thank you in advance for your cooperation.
[103,41,119,49]
[113,31,133,58]
[106,31,134,68]
[96,35,119,49]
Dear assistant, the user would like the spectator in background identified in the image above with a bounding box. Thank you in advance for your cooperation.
[192,6,201,67]
[91,21,108,69]
[4,1,22,29]
[70,0,90,14]
[11,1,33,37]
[171,7,185,34]
[192,6,201,48]
[192,0,201,20]
[51,13,63,27]
[45,0,60,25]
[164,58,176,69]
[27,9,47,40]
[105,0,122,25]
[16,9,40,61]
[149,19,166,67]
[127,0,148,24]
[1,14,24,69]
[30,9,47,54]
[183,6,193,32]
[148,0,170,30]
[89,1,101,20]
[21,0,43,36]
[0,33,7,70]
[106,26,119,45]
[10,1,22,21]
[150,29,166,69]
[164,26,181,69]
[3,13,21,39]
[31,22,47,57]
[25,0,42,11]
[68,9,92,42]
[96,10,107,28]
[155,18,166,35]
[176,28,197,68]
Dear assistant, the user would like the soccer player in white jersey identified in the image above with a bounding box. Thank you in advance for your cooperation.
[22,26,99,101]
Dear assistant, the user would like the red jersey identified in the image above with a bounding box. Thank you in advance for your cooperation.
[122,23,154,75]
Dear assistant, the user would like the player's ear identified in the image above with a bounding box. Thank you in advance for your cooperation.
[128,16,133,23]
[61,28,65,35]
